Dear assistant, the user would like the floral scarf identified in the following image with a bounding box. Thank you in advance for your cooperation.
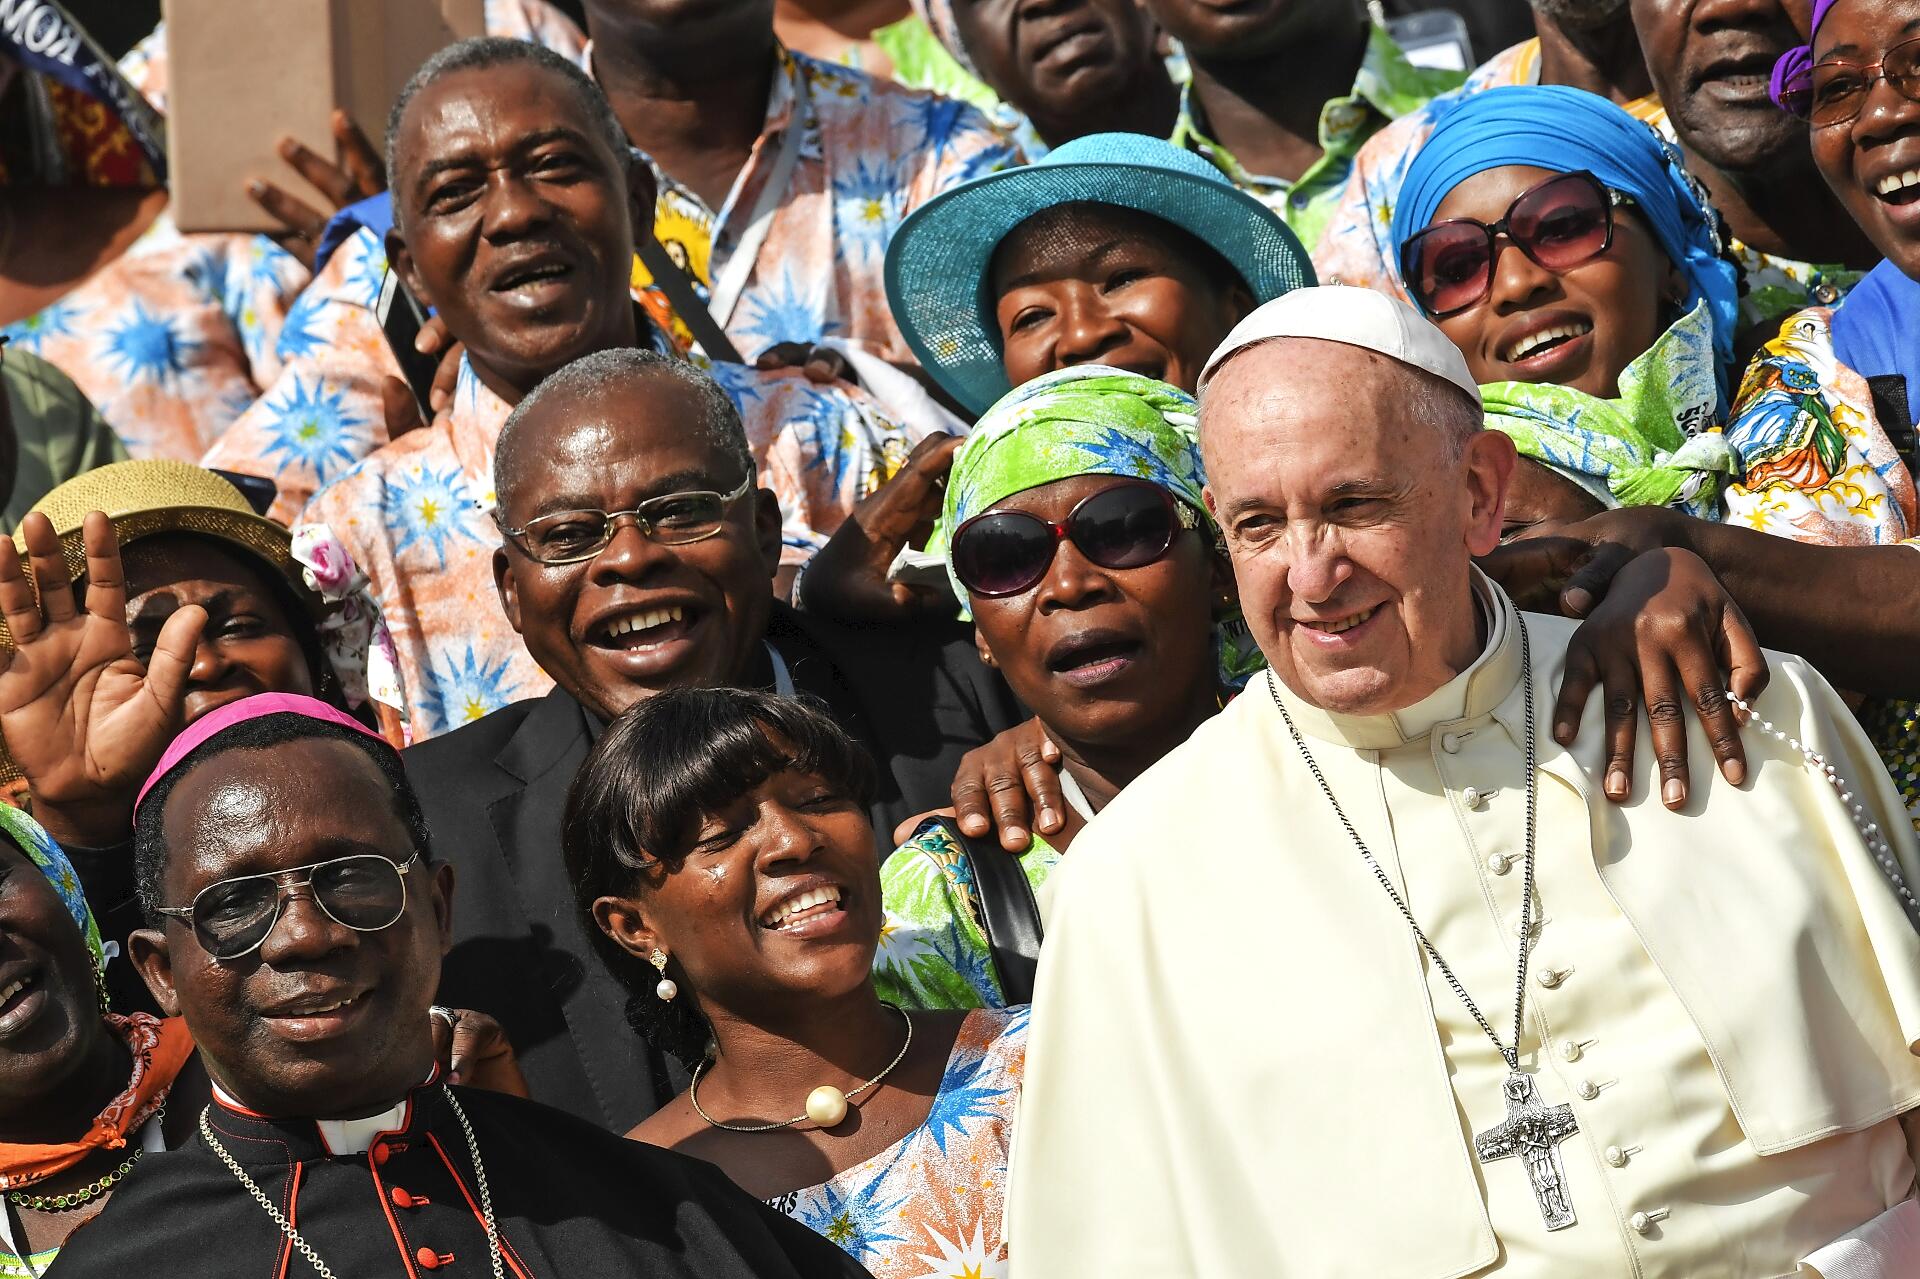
[931,365,1265,686]
[1480,302,1738,520]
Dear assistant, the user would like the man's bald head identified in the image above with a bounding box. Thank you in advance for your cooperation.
[1198,337,1514,717]
[494,348,752,512]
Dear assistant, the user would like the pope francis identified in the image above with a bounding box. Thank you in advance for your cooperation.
[1005,289,1920,1279]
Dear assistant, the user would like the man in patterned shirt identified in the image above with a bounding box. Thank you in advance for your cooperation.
[579,0,1019,382]
[1149,0,1463,251]
[292,40,913,740]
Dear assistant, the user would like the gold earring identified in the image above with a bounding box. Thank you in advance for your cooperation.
[649,949,677,1002]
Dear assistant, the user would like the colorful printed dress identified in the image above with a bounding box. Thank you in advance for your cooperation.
[874,824,1061,1010]
[1724,306,1920,823]
[768,1006,1026,1278]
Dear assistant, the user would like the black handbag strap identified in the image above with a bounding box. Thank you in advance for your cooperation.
[633,232,744,365]
[931,817,1044,1005]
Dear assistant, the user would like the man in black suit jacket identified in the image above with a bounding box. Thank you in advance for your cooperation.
[404,349,1020,1133]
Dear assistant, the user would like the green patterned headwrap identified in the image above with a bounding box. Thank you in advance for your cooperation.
[930,365,1265,687]
[1481,301,1738,520]
[0,805,105,977]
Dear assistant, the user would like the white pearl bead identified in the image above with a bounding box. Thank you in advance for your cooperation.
[655,978,678,1002]
[805,1085,849,1127]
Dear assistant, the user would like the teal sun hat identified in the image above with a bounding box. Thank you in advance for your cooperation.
[884,132,1316,417]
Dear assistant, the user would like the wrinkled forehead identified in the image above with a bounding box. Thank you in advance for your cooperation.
[397,63,602,186]
[497,379,737,516]
[1815,1,1920,59]
[160,740,413,892]
[1200,341,1451,473]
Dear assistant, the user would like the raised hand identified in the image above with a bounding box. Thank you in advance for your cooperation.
[0,512,206,847]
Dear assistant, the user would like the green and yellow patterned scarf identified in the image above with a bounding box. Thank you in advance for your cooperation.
[931,365,1265,686]
[1481,301,1738,521]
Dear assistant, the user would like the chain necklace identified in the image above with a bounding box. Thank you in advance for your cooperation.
[1267,615,1581,1231]
[6,1106,165,1213]
[198,1087,503,1279]
[690,1003,913,1133]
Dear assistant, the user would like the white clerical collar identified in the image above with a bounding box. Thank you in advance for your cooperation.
[1274,568,1524,750]
[211,1073,430,1156]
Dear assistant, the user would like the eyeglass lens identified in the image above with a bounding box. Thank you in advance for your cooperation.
[1809,38,1920,127]
[518,490,729,563]
[192,855,410,959]
[952,484,1181,598]
[1404,173,1615,318]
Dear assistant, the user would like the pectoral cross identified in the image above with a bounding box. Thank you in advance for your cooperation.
[1474,1072,1580,1231]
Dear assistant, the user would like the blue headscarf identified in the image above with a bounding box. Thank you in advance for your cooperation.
[1390,85,1741,401]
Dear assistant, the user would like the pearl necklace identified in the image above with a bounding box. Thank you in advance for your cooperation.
[198,1088,503,1279]
[689,1004,913,1132]
[1728,693,1920,928]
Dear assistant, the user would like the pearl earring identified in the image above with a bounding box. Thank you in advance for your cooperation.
[649,949,678,1002]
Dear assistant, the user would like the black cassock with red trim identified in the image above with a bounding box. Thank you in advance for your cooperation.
[52,1082,872,1278]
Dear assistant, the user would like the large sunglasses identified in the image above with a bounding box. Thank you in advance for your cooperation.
[1400,171,1636,319]
[494,475,753,566]
[155,852,420,961]
[950,480,1199,599]
[1785,36,1920,127]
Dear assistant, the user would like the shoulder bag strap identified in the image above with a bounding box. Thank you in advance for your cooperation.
[934,817,1043,1005]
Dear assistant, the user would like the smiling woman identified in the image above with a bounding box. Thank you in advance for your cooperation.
[1392,85,1745,537]
[566,687,1026,1277]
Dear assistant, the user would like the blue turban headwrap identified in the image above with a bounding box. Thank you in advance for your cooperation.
[1390,85,1741,401]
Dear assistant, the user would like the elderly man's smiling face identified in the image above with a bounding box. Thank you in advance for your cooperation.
[387,61,644,400]
[492,372,783,721]
[1201,339,1513,715]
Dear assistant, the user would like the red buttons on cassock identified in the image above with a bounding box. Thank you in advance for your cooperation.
[372,1144,391,1166]
[389,1186,430,1209]
[414,1247,453,1270]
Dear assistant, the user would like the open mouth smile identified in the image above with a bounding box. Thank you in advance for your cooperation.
[759,884,847,932]
[1500,319,1593,364]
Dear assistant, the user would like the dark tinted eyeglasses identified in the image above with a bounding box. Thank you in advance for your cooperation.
[950,481,1199,599]
[1399,171,1636,320]
[494,475,753,566]
[155,852,420,961]
[1786,36,1920,127]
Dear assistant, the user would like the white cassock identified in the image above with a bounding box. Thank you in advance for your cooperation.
[1007,572,1920,1278]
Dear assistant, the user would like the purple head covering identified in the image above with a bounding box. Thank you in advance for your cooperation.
[1770,0,1844,114]
[133,692,386,818]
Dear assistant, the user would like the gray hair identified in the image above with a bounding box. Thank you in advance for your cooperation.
[494,348,755,510]
[385,36,632,233]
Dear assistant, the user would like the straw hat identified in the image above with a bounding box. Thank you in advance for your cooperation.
[0,462,317,783]
[883,131,1316,416]
[6,460,298,614]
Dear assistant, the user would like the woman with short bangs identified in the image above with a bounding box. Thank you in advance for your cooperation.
[566,689,1024,1277]
[1391,84,1748,540]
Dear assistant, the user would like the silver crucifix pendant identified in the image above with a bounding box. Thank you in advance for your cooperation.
[1474,1072,1580,1230]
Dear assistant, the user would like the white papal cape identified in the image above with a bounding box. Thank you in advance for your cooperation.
[1008,574,1920,1278]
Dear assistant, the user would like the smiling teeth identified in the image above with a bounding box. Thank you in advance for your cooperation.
[1304,606,1376,635]
[1878,169,1920,198]
[761,886,843,929]
[0,976,30,1004]
[1502,322,1593,363]
[606,605,684,639]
